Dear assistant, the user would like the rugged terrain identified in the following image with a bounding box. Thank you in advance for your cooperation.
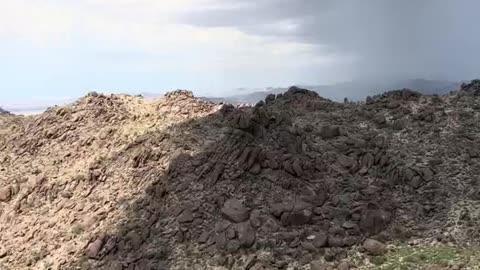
[1,82,480,270]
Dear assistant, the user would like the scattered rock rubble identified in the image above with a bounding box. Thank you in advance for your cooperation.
[1,83,480,270]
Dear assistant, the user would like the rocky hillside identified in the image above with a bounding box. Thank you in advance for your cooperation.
[1,84,480,270]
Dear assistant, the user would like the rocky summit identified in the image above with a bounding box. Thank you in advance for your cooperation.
[1,85,480,270]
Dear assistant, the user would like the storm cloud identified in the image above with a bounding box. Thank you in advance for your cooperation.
[178,0,480,81]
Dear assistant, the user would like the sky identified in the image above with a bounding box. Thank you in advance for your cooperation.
[1,0,480,112]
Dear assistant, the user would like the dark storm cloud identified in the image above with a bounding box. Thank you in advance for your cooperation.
[179,0,480,81]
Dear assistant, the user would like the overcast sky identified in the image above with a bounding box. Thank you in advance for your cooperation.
[1,0,479,106]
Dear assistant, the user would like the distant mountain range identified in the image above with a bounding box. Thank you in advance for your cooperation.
[201,79,462,105]
[2,79,463,115]
[0,107,11,115]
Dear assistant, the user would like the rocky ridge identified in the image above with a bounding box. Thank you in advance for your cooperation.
[1,85,480,270]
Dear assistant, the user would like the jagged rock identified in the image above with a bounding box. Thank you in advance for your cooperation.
[221,199,250,223]
[362,239,386,255]
[265,94,276,104]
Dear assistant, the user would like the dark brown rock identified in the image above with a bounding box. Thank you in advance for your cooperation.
[250,163,261,175]
[283,160,295,175]
[422,168,434,181]
[360,209,391,235]
[214,232,227,249]
[373,113,387,125]
[198,231,210,243]
[221,199,250,223]
[327,235,344,247]
[226,240,241,253]
[292,158,303,176]
[281,209,312,226]
[178,209,194,223]
[301,241,317,252]
[319,125,342,139]
[249,210,262,228]
[312,232,328,248]
[362,239,386,255]
[260,217,279,233]
[361,153,375,168]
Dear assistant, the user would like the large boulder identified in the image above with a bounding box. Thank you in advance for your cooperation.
[362,239,386,255]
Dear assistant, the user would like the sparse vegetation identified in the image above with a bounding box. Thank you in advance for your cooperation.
[366,245,480,270]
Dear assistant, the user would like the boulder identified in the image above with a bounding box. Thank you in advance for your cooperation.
[86,238,104,259]
[360,209,391,235]
[362,239,386,255]
[221,199,250,223]
[319,125,343,139]
[312,232,328,248]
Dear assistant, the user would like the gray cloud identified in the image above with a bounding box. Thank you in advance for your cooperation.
[178,0,480,81]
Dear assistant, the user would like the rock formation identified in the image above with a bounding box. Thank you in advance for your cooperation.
[1,83,480,270]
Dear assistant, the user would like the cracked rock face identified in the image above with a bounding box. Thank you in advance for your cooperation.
[1,82,480,269]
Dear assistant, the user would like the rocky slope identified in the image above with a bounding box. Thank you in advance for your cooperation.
[1,85,480,270]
